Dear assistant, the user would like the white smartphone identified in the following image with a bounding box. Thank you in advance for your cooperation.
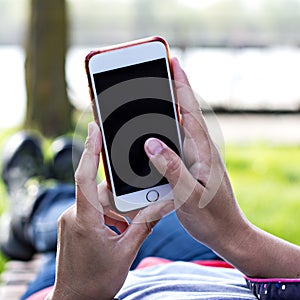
[85,36,183,212]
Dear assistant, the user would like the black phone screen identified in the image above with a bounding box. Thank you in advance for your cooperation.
[93,58,181,196]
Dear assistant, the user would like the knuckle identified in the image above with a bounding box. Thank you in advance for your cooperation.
[84,135,93,151]
[58,207,88,238]
[74,168,89,186]
[57,214,65,228]
[166,152,182,177]
[57,206,74,229]
[74,169,83,184]
[193,181,203,197]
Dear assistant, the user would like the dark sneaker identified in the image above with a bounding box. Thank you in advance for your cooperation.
[1,131,44,195]
[0,131,44,260]
[47,136,84,184]
[0,212,35,261]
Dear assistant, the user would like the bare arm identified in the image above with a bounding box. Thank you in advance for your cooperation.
[214,219,300,278]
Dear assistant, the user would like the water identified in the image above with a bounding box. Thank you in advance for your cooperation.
[1,45,300,129]
[0,46,26,128]
[185,47,300,110]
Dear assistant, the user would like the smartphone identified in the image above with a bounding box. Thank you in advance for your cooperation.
[85,36,183,212]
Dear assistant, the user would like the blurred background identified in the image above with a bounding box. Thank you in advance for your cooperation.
[1,0,300,139]
[0,0,300,271]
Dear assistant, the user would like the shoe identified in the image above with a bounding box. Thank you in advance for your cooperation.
[1,131,44,194]
[0,212,35,261]
[0,131,44,261]
[47,136,84,184]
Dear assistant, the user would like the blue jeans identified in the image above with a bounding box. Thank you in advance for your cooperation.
[21,185,219,299]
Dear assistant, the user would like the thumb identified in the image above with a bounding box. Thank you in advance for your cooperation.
[144,138,200,205]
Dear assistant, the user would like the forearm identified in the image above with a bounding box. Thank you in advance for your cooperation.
[210,219,300,278]
[192,174,300,279]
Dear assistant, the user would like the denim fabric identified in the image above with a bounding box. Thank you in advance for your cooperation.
[28,184,75,252]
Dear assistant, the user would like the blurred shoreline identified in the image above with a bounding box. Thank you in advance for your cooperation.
[1,45,299,145]
[214,113,300,145]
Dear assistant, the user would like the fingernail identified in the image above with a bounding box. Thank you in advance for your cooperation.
[146,138,164,155]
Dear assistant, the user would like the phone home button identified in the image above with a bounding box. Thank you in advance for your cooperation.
[146,190,159,202]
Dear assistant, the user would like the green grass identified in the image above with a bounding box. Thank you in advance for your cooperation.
[226,144,300,246]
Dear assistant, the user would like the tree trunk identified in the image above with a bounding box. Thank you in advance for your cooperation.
[25,0,72,137]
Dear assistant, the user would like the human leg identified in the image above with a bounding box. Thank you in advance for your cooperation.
[0,133,79,299]
[0,131,82,260]
[27,184,75,252]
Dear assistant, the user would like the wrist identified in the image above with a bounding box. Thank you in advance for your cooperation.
[48,284,117,300]
[205,211,253,259]
[208,217,258,272]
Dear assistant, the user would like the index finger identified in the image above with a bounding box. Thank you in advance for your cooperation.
[75,122,104,220]
[171,57,213,169]
[171,57,209,139]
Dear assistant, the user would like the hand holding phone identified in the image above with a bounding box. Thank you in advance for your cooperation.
[85,37,183,212]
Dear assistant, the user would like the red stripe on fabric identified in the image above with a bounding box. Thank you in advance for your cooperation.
[136,257,234,269]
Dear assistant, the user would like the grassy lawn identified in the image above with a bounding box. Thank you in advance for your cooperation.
[226,144,300,246]
[0,129,299,273]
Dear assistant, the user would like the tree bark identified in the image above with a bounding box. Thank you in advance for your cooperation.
[25,0,72,137]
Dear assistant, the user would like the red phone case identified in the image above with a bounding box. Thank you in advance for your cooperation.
[85,36,177,193]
